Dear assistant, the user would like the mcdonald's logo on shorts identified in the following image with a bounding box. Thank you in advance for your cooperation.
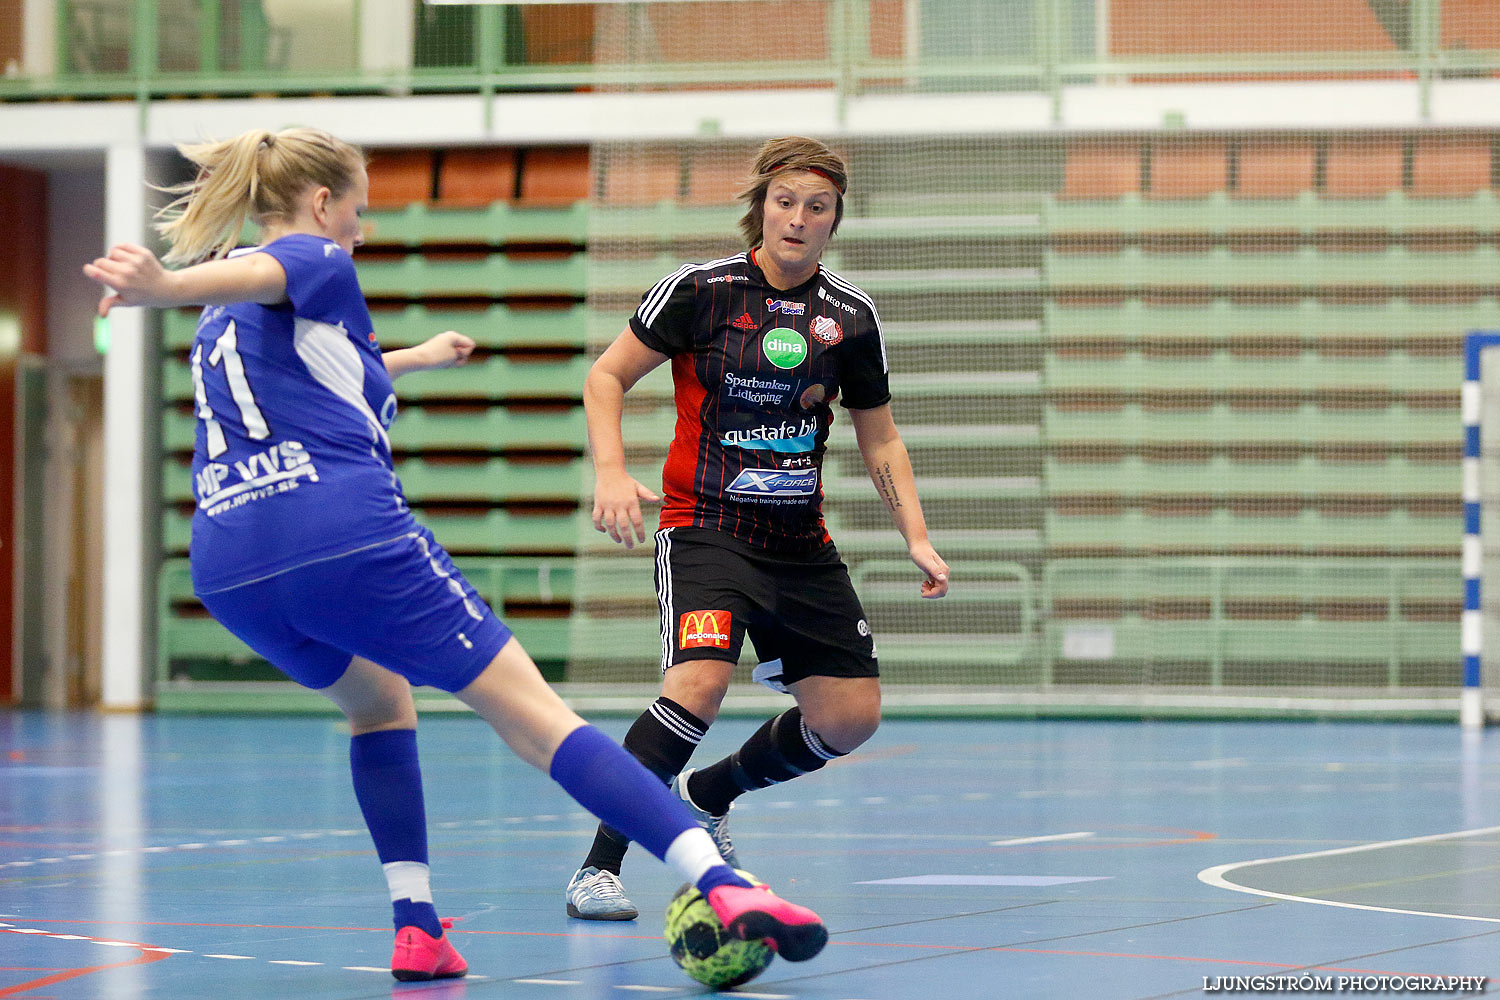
[679,610,731,650]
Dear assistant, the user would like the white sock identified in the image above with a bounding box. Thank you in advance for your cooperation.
[664,828,729,886]
[383,860,434,904]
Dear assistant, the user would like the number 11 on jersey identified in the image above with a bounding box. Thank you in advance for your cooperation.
[191,320,271,459]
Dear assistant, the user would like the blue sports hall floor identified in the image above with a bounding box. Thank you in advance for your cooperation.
[3,710,1500,999]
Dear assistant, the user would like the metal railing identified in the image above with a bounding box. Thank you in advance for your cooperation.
[2,0,1497,121]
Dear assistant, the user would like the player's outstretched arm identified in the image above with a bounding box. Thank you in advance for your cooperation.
[384,331,475,379]
[849,403,950,599]
[584,327,668,549]
[83,243,289,315]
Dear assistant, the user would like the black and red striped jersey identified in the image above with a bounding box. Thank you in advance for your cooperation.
[629,249,890,552]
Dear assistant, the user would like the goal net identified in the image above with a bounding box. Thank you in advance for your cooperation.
[555,0,1483,718]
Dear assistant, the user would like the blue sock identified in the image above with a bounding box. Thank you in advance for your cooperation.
[393,898,441,937]
[350,729,442,938]
[549,725,700,862]
[696,866,748,895]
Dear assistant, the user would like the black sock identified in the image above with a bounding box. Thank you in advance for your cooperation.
[688,707,845,817]
[581,696,707,874]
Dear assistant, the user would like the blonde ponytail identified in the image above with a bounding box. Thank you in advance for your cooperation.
[155,127,366,265]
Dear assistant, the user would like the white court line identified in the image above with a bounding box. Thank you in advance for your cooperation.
[0,813,577,869]
[614,987,677,993]
[990,831,1095,847]
[516,980,583,986]
[1198,823,1500,923]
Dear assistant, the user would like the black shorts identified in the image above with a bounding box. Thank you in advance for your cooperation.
[654,526,878,687]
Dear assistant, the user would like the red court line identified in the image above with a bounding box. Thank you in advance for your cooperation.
[0,929,173,998]
[1006,826,1219,851]
[4,919,1486,990]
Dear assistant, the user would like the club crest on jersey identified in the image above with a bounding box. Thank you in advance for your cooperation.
[811,316,843,345]
[731,312,758,331]
[762,328,807,370]
[727,467,819,496]
[679,610,731,649]
[766,298,806,315]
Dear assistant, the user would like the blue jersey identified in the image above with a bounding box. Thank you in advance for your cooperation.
[188,233,414,594]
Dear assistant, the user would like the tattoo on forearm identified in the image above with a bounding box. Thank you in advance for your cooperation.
[875,461,903,510]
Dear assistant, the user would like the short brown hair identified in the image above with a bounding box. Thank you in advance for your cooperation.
[736,137,848,248]
[155,127,366,264]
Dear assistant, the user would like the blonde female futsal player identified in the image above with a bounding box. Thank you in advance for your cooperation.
[84,126,828,980]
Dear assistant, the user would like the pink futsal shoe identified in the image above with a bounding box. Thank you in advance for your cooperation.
[391,918,468,982]
[705,883,829,963]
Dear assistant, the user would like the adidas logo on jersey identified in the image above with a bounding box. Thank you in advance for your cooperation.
[731,313,758,330]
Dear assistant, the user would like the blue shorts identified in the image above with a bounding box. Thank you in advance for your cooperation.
[198,529,513,692]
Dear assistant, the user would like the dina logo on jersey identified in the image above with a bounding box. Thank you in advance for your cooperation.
[766,298,806,315]
[762,328,807,370]
[727,468,819,497]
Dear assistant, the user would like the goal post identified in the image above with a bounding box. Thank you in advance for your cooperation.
[1462,332,1500,729]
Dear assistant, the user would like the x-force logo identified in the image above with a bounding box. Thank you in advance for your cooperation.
[727,468,819,496]
[679,609,731,649]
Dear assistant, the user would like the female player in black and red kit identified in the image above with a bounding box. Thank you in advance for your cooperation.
[566,136,950,919]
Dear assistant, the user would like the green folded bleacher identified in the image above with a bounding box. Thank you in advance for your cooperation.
[370,303,588,350]
[408,507,582,554]
[1044,297,1500,342]
[364,200,588,245]
[356,252,586,298]
[397,455,584,502]
[849,559,1039,673]
[1041,556,1457,684]
[394,354,590,400]
[590,203,739,241]
[1043,350,1459,392]
[1045,245,1500,291]
[1043,507,1456,554]
[1044,190,1500,236]
[388,404,586,451]
[1044,453,1453,498]
[1043,399,1457,444]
